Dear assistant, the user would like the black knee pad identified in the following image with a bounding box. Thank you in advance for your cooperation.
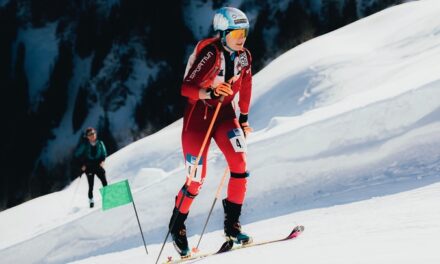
[230,171,250,178]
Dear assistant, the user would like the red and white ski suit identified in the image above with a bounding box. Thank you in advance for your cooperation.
[175,37,252,213]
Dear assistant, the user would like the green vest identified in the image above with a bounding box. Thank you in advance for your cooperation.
[74,140,107,164]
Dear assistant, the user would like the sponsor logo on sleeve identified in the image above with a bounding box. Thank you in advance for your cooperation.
[189,51,214,80]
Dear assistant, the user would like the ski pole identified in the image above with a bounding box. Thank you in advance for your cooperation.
[193,166,229,253]
[155,97,224,264]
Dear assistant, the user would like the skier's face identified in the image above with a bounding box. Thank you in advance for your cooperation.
[87,131,97,142]
[225,29,248,51]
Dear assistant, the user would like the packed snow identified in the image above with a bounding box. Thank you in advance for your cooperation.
[1,0,440,263]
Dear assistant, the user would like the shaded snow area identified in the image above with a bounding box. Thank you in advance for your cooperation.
[1,0,440,263]
[12,22,59,112]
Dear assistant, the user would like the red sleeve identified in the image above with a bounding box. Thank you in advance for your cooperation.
[238,49,252,114]
[181,45,217,100]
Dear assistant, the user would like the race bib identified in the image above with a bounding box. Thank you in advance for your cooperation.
[238,52,249,67]
[186,154,203,183]
[228,128,247,153]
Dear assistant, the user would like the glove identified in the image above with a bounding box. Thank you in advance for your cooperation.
[208,82,233,99]
[239,114,253,137]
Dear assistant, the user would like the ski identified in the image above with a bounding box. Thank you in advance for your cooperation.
[164,225,304,264]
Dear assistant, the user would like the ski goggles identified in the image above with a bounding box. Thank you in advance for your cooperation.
[227,28,249,39]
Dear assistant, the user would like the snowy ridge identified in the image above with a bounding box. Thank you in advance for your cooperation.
[1,1,440,263]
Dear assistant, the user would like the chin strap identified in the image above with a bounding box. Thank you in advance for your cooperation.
[221,31,236,54]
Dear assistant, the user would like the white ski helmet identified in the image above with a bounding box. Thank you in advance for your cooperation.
[213,7,249,32]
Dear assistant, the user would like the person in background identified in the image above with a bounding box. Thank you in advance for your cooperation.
[168,6,253,257]
[74,127,108,208]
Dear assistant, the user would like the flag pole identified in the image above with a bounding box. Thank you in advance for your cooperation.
[100,180,148,254]
[132,199,148,254]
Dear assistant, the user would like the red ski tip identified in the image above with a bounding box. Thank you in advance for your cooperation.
[287,225,305,239]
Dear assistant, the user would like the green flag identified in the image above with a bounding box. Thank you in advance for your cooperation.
[100,179,133,211]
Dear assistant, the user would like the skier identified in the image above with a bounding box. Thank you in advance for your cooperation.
[168,7,253,256]
[74,127,108,208]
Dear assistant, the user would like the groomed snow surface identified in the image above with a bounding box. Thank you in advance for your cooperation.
[1,0,440,263]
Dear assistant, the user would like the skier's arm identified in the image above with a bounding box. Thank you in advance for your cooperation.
[238,50,252,114]
[181,45,217,100]
[99,141,107,163]
[239,50,253,137]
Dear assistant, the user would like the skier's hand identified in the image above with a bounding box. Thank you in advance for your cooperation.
[239,113,253,137]
[210,82,233,99]
[81,165,86,171]
[100,161,105,167]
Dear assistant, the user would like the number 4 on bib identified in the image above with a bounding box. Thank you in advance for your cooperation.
[228,128,247,153]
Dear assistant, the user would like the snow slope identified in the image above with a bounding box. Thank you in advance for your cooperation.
[1,0,440,263]
[70,181,440,264]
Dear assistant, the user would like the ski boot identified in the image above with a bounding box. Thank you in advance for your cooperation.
[223,199,252,245]
[89,198,94,208]
[169,208,190,257]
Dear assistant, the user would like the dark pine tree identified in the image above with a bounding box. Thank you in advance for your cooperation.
[276,0,317,53]
[364,0,402,16]
[90,10,116,77]
[98,113,118,158]
[72,85,90,133]
[0,0,19,209]
[40,40,73,128]
[343,0,359,24]
[28,40,74,197]
[75,2,98,58]
[320,0,345,34]
[243,3,270,72]
[4,43,34,207]
[30,0,70,27]
[0,1,19,211]
[135,2,193,133]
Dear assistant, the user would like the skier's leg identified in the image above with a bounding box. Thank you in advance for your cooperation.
[213,119,249,204]
[174,129,211,214]
[85,168,95,208]
[169,102,213,256]
[169,133,210,256]
[96,166,108,187]
[214,119,251,244]
[86,171,95,199]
